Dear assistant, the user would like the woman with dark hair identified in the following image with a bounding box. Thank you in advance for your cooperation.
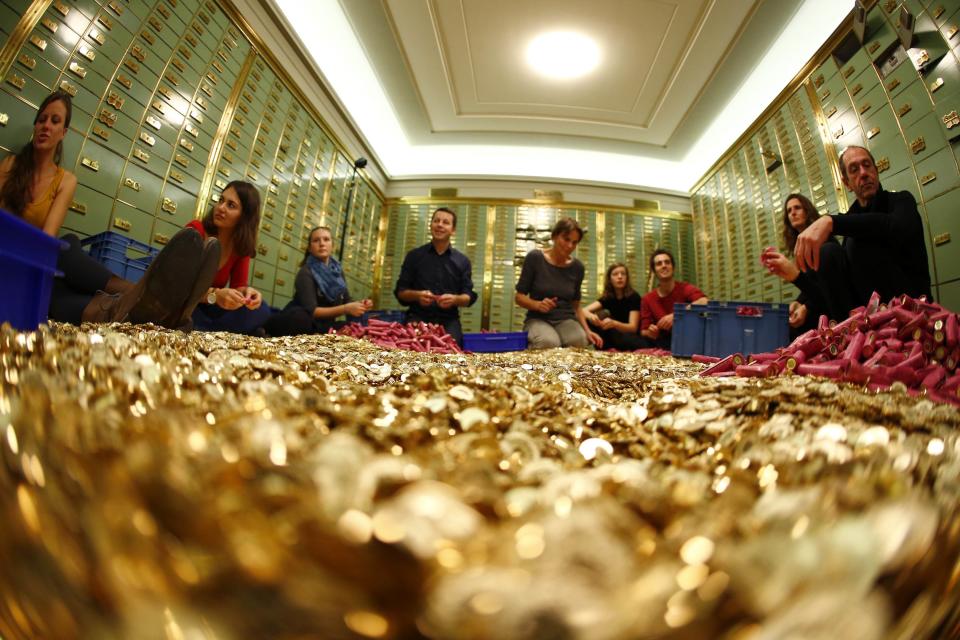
[0,91,77,235]
[0,91,213,327]
[263,225,372,336]
[515,216,603,350]
[187,180,271,333]
[761,193,855,333]
[584,262,645,351]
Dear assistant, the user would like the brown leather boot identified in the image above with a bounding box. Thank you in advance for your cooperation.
[80,290,126,324]
[104,276,133,295]
[167,237,221,330]
[80,228,204,326]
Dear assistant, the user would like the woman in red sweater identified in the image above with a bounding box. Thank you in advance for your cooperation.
[186,180,270,333]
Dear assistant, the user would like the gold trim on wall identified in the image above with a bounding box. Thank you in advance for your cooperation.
[0,0,52,81]
[370,200,391,306]
[481,205,497,330]
[222,0,384,203]
[691,9,858,194]
[194,48,257,219]
[319,150,339,227]
[803,80,848,212]
[595,211,606,295]
[386,196,691,221]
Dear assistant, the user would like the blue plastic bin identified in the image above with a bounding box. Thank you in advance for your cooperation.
[0,209,65,330]
[671,301,789,358]
[463,332,528,352]
[80,231,158,282]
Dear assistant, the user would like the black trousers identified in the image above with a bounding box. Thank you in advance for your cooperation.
[263,306,338,337]
[597,328,650,351]
[48,234,114,324]
[797,241,858,327]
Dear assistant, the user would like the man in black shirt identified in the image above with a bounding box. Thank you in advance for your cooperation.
[794,145,932,305]
[394,207,477,345]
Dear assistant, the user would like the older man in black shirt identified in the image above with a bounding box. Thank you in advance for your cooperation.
[795,145,932,305]
[394,207,477,345]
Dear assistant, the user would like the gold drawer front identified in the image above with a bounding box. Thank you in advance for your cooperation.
[129,132,173,181]
[13,50,60,89]
[0,93,43,153]
[841,47,875,86]
[903,111,949,163]
[38,7,86,56]
[250,260,277,291]
[109,200,154,246]
[925,49,960,106]
[2,68,52,107]
[167,166,201,196]
[881,53,921,99]
[117,162,163,215]
[812,56,840,88]
[914,145,960,202]
[924,189,960,282]
[75,138,126,199]
[256,233,281,264]
[864,9,898,60]
[938,279,960,315]
[158,181,199,227]
[274,266,296,299]
[149,218,183,251]
[98,0,142,33]
[937,101,960,140]
[879,166,920,197]
[861,102,900,148]
[852,81,887,119]
[63,183,113,237]
[892,79,934,128]
[829,108,863,147]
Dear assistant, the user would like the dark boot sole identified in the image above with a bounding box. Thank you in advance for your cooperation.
[127,228,204,325]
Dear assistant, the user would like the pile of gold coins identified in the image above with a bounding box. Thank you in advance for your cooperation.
[1,322,959,639]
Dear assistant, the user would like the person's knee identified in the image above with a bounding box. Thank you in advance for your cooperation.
[60,233,80,249]
[818,242,845,268]
[527,326,561,349]
[555,320,587,347]
[562,328,588,347]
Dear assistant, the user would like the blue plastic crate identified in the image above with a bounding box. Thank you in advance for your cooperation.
[80,231,158,282]
[0,209,65,330]
[671,303,711,358]
[671,301,789,358]
[463,331,528,352]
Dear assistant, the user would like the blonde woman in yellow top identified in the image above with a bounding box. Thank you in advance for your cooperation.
[0,91,215,327]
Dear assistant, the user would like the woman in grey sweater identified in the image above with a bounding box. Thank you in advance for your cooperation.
[515,217,602,350]
[264,226,371,336]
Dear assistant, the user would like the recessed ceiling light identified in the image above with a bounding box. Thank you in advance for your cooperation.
[525,31,601,80]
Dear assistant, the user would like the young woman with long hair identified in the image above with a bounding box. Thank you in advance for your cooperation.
[187,180,272,333]
[761,193,856,333]
[0,91,213,327]
[584,262,646,351]
[263,225,372,336]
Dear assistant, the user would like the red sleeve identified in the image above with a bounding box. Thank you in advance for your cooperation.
[640,292,656,330]
[185,219,207,238]
[230,255,250,289]
[680,281,706,301]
